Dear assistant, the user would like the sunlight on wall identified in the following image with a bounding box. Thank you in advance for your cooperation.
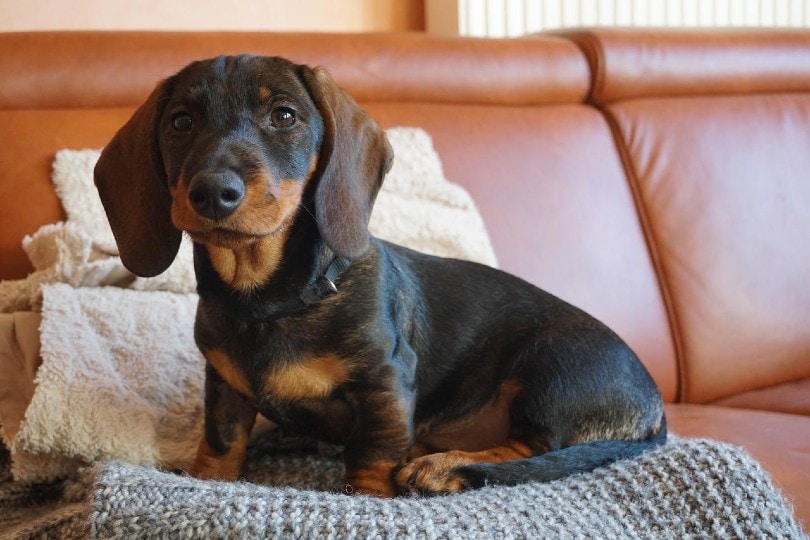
[427,0,810,37]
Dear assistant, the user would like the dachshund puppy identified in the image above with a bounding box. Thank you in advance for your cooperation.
[94,55,666,497]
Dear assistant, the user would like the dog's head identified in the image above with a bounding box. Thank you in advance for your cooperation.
[94,55,393,277]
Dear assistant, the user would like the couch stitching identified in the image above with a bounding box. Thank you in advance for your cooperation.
[559,30,689,402]
[599,106,688,403]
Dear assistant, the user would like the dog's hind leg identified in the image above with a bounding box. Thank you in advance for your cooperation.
[394,415,665,495]
[393,430,551,495]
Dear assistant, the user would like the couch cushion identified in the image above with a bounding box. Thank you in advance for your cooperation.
[711,377,810,417]
[563,29,810,405]
[607,94,810,403]
[0,109,132,280]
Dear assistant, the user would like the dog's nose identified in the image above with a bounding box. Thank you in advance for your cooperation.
[187,171,245,221]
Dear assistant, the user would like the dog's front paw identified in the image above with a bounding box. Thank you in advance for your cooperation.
[344,461,397,498]
[186,439,245,481]
[394,451,475,496]
[187,458,241,482]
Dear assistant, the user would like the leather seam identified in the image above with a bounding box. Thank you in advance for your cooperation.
[598,107,689,403]
[550,30,605,106]
[583,31,608,106]
[560,29,687,402]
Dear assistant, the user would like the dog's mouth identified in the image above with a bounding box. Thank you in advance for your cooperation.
[180,207,299,249]
[170,177,304,250]
[184,226,276,249]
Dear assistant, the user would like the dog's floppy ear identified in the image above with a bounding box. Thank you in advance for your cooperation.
[301,66,394,259]
[94,79,181,277]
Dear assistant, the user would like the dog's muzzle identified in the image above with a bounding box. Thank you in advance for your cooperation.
[187,170,246,221]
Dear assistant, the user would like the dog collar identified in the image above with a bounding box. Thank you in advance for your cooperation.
[208,251,352,322]
[285,255,351,312]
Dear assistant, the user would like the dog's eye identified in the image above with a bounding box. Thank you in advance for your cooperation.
[171,113,193,132]
[270,107,296,128]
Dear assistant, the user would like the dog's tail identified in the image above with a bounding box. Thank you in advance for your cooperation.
[459,417,667,488]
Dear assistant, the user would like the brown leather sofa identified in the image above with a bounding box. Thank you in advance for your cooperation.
[0,29,808,526]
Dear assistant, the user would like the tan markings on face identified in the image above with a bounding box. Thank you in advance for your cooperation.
[170,171,305,241]
[235,173,304,235]
[345,460,397,498]
[203,173,304,291]
[263,354,349,401]
[306,153,319,181]
[258,86,271,101]
[188,428,250,481]
[205,349,253,398]
[168,154,319,292]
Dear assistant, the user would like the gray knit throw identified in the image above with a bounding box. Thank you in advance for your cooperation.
[1,436,806,539]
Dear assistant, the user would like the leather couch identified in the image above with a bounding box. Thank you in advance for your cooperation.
[0,29,808,527]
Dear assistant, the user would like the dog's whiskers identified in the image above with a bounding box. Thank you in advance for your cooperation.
[298,204,320,226]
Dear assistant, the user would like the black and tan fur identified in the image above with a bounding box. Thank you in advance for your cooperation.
[94,55,666,497]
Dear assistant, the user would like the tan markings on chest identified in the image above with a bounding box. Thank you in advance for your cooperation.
[205,349,253,398]
[264,354,349,400]
[206,235,286,293]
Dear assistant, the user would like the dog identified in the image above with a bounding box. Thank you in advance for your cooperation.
[94,54,666,497]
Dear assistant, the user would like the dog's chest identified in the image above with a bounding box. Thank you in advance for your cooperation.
[258,392,356,443]
[203,337,356,442]
[261,353,349,401]
[262,353,356,440]
[204,348,346,398]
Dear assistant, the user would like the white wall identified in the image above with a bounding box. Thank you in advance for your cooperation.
[0,0,424,33]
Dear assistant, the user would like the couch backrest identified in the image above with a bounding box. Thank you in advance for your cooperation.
[565,29,810,410]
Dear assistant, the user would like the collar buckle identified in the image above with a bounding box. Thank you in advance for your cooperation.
[323,276,338,294]
[297,258,347,307]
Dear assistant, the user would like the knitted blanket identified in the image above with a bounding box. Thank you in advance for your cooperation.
[1,436,805,538]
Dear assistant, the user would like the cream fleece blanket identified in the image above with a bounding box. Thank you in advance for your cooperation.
[0,127,498,482]
[15,284,203,481]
